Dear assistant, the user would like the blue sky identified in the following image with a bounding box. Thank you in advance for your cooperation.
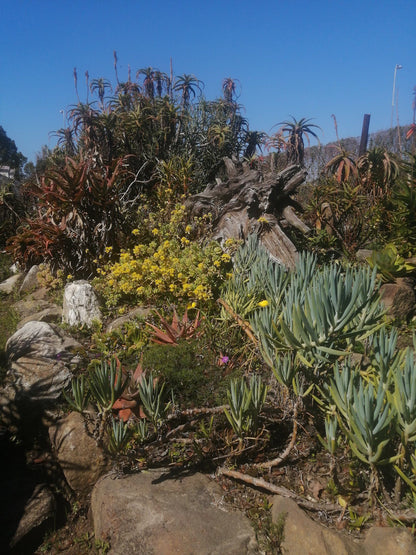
[1,0,415,162]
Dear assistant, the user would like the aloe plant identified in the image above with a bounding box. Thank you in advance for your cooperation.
[224,375,267,438]
[146,308,201,346]
[89,357,127,414]
[138,372,170,428]
[63,375,89,413]
[107,417,132,454]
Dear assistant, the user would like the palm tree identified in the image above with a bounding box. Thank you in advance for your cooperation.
[173,74,204,108]
[273,117,321,166]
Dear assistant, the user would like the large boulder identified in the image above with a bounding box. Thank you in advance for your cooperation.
[272,495,361,554]
[272,495,416,554]
[4,321,82,405]
[49,412,111,497]
[62,280,102,327]
[8,484,56,553]
[19,264,40,294]
[91,471,258,554]
[379,277,416,321]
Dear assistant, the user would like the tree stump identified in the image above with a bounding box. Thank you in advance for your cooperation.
[186,158,309,268]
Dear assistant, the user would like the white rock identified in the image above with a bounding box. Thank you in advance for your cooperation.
[62,280,102,327]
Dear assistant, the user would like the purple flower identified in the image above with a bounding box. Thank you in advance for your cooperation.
[221,355,230,364]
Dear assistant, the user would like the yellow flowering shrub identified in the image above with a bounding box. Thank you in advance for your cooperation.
[93,204,232,307]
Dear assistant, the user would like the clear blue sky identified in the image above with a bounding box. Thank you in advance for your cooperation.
[1,0,415,162]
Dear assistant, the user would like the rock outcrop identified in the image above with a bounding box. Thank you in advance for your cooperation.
[49,411,111,497]
[91,470,258,554]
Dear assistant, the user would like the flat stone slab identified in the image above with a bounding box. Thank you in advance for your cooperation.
[91,471,258,554]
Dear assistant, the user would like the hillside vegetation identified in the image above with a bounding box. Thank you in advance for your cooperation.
[2,62,416,547]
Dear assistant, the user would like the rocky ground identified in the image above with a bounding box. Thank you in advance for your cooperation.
[1,267,416,554]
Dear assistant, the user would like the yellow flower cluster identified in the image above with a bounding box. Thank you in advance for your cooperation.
[93,204,232,307]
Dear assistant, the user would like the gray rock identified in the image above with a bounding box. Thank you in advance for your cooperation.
[4,321,82,405]
[379,277,416,320]
[13,292,57,321]
[363,526,416,554]
[10,262,20,274]
[49,412,111,497]
[272,495,361,554]
[0,273,21,294]
[17,306,63,329]
[6,321,82,363]
[62,280,102,327]
[19,264,40,293]
[356,249,373,262]
[8,484,55,551]
[106,307,153,333]
[91,471,258,554]
[272,495,416,554]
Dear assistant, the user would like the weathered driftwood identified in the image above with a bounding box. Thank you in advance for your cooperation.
[186,158,309,268]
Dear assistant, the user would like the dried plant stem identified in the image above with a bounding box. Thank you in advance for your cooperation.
[252,399,299,469]
[217,299,258,345]
[167,405,229,420]
[218,467,340,512]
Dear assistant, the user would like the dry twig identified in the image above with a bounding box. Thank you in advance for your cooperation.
[218,467,340,513]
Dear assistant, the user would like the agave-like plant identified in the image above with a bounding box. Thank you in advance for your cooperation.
[63,374,89,413]
[389,349,416,448]
[318,414,338,454]
[89,357,127,414]
[342,379,398,498]
[138,372,170,428]
[224,375,267,438]
[107,417,132,454]
[146,308,201,346]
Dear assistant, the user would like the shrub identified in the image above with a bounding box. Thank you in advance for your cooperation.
[94,203,232,307]
[8,154,131,278]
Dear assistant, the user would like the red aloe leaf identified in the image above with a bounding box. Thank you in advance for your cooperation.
[118,408,133,422]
